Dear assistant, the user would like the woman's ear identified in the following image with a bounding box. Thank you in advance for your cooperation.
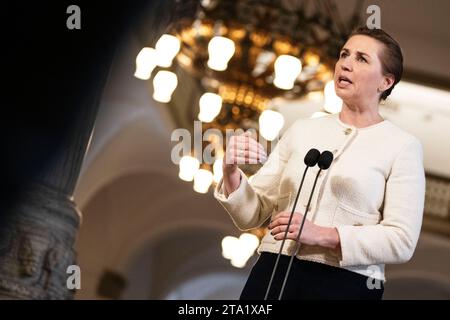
[379,73,395,92]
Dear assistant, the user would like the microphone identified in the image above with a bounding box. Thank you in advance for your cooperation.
[264,148,321,300]
[278,150,334,300]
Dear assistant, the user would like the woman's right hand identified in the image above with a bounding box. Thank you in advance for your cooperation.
[224,132,268,171]
[222,132,267,197]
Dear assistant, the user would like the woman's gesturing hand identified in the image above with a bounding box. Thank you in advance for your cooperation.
[268,211,341,249]
[221,132,267,197]
[223,132,267,174]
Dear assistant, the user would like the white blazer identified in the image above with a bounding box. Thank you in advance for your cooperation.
[214,113,426,281]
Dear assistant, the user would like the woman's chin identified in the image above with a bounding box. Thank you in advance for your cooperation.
[335,88,352,101]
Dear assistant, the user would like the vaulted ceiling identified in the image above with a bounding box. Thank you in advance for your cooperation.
[73,0,450,299]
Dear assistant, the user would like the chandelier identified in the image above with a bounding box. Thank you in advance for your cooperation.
[134,0,364,194]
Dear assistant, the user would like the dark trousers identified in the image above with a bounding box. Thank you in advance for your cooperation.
[240,252,384,300]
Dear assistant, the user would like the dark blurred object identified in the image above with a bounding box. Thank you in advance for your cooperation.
[0,0,172,299]
[1,1,147,217]
[97,270,128,299]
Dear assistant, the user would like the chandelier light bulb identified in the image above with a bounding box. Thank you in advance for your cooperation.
[155,34,181,68]
[221,236,239,260]
[193,169,213,194]
[239,233,260,257]
[178,156,200,182]
[230,249,249,268]
[152,71,178,103]
[259,110,285,141]
[213,158,223,183]
[198,92,223,123]
[273,55,302,90]
[207,36,235,71]
[221,233,259,268]
[134,47,157,80]
[324,80,343,113]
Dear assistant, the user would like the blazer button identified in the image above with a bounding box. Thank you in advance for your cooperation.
[344,128,352,135]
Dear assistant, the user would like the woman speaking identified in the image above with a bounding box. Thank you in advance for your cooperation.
[214,27,426,300]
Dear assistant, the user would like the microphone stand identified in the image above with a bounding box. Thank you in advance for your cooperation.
[278,169,322,300]
[264,166,309,300]
[277,149,333,300]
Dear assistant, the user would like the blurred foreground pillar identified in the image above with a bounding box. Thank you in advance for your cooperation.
[0,101,99,299]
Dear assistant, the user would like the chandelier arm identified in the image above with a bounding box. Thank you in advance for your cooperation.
[324,0,347,36]
[348,0,366,31]
[313,0,325,16]
[313,0,337,36]
[298,0,306,12]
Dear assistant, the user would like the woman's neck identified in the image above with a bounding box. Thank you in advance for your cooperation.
[339,102,384,128]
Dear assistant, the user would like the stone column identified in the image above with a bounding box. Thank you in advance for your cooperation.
[0,91,100,300]
[0,0,176,300]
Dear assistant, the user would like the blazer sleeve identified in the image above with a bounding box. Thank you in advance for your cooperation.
[213,122,297,231]
[337,138,426,266]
